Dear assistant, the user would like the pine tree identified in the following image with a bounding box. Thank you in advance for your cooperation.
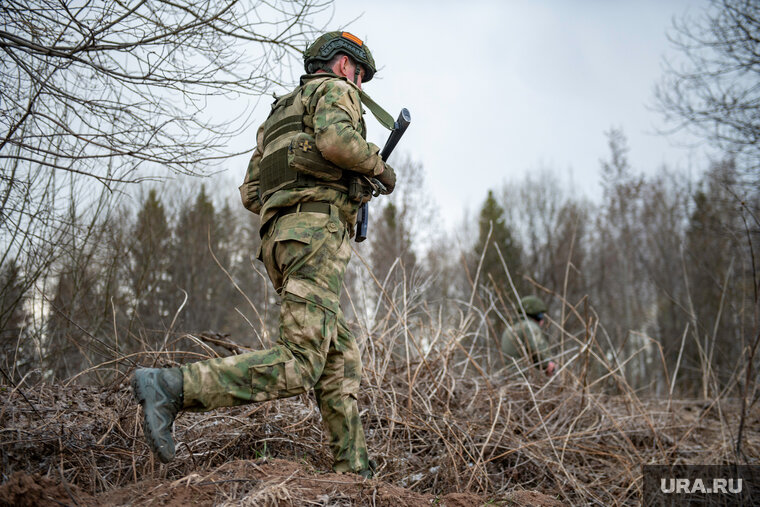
[168,185,228,334]
[0,260,31,377]
[371,202,417,290]
[473,190,524,299]
[127,189,171,346]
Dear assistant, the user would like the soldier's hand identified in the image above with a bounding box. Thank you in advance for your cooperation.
[376,162,396,194]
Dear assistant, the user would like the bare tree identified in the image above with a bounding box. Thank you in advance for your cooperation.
[656,0,760,180]
[0,1,330,375]
[0,0,331,271]
[502,168,590,309]
[44,186,127,380]
[0,0,332,186]
[655,0,759,403]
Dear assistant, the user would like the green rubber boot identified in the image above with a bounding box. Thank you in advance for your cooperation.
[131,367,183,463]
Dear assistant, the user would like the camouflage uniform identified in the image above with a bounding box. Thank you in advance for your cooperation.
[181,74,385,474]
[501,317,552,371]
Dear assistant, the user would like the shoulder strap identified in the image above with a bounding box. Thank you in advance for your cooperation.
[301,73,395,130]
[358,90,395,131]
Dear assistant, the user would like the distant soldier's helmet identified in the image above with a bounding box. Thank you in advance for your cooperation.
[520,295,547,317]
[303,31,377,82]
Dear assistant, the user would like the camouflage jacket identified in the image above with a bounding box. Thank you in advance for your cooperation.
[501,317,551,369]
[241,74,385,232]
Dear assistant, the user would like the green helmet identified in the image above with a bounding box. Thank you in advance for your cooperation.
[520,296,547,317]
[303,31,377,82]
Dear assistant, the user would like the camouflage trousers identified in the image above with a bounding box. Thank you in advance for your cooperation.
[181,204,368,473]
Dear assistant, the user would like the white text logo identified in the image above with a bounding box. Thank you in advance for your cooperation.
[660,478,742,494]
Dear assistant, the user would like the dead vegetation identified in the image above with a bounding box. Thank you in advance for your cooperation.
[1,234,758,505]
[1,313,758,506]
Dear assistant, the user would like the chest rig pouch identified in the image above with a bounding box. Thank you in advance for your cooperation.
[258,81,347,202]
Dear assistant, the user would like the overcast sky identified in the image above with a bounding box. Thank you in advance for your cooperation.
[227,0,712,229]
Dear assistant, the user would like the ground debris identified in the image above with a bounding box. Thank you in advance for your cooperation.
[1,367,758,506]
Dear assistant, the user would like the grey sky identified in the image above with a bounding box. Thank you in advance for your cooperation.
[325,0,708,225]
[225,0,710,229]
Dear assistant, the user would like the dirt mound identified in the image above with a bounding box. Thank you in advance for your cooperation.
[0,471,91,507]
[0,459,563,506]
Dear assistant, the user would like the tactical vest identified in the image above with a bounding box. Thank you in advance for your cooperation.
[258,77,358,202]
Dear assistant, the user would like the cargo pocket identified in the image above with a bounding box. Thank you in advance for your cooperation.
[341,340,362,397]
[275,225,334,285]
[274,226,317,244]
[273,226,315,276]
[249,357,302,397]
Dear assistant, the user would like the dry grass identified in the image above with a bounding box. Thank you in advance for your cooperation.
[355,322,759,505]
[1,255,758,506]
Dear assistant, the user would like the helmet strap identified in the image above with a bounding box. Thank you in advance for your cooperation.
[340,54,361,85]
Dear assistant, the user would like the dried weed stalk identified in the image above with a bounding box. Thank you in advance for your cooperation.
[1,267,758,506]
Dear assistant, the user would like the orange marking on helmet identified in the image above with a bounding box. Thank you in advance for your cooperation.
[341,32,363,46]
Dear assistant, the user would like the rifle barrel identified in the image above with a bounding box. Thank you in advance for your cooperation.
[380,108,411,161]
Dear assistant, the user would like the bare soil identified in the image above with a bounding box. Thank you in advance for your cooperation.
[0,458,565,507]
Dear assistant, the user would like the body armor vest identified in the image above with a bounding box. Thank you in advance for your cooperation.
[258,77,360,202]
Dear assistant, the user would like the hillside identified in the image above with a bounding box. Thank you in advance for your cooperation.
[2,363,757,505]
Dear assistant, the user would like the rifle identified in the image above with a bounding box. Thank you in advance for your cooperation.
[355,108,412,242]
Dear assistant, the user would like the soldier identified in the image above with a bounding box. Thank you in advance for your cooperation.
[501,295,557,376]
[131,31,396,478]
